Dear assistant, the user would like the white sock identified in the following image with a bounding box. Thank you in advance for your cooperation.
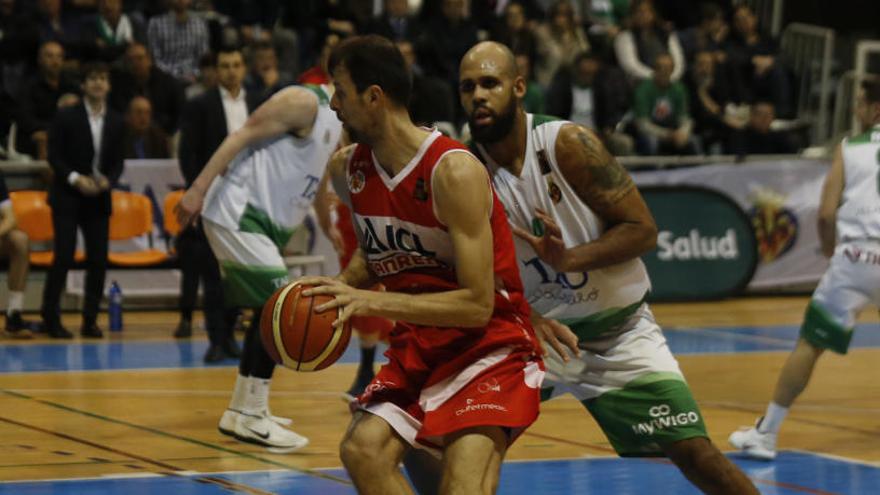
[243,377,271,415]
[227,374,249,412]
[758,402,788,434]
[7,291,23,314]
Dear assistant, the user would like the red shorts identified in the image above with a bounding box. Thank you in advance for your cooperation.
[355,345,544,456]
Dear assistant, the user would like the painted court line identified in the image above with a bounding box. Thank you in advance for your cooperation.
[0,389,352,486]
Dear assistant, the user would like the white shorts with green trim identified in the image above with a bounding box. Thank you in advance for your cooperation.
[202,219,290,308]
[803,240,880,354]
[542,307,707,456]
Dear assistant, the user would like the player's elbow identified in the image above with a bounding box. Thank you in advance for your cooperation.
[463,293,494,328]
[637,221,658,254]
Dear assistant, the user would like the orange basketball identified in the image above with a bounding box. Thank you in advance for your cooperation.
[260,282,352,371]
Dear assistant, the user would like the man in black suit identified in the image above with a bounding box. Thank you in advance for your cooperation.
[177,45,259,362]
[42,62,124,339]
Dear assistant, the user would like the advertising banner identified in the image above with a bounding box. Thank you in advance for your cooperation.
[633,159,830,292]
[641,187,759,300]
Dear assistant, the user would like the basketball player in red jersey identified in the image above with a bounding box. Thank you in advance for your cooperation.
[300,35,544,494]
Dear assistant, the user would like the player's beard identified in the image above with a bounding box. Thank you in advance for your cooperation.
[469,94,517,144]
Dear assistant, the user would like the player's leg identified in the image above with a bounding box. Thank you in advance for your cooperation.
[556,310,758,493]
[439,426,507,495]
[403,448,442,495]
[730,250,870,459]
[0,228,35,338]
[340,411,414,495]
[203,219,306,451]
[662,437,758,495]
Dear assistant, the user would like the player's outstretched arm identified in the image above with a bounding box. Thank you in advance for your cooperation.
[818,143,844,257]
[303,152,497,329]
[176,87,320,226]
[515,124,657,272]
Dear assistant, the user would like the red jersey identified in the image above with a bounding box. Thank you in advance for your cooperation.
[345,130,537,381]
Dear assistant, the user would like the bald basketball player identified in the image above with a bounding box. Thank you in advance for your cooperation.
[453,42,758,495]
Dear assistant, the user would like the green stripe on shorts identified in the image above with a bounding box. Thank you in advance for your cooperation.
[559,292,649,341]
[583,372,707,457]
[238,203,297,250]
[801,300,854,354]
[219,260,290,308]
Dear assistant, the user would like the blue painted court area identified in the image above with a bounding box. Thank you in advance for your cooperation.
[0,452,876,494]
[2,323,880,373]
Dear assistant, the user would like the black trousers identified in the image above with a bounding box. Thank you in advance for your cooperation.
[176,224,235,345]
[41,206,109,327]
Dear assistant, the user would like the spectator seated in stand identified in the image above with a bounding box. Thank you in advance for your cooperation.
[546,51,633,155]
[725,4,792,118]
[686,50,745,154]
[533,0,590,88]
[147,0,210,83]
[244,40,292,99]
[17,40,80,160]
[366,0,421,42]
[614,0,685,83]
[396,40,456,129]
[633,53,700,155]
[109,42,184,135]
[726,101,797,156]
[490,1,538,63]
[122,95,171,159]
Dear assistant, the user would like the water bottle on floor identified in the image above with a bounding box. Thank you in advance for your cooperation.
[108,281,123,332]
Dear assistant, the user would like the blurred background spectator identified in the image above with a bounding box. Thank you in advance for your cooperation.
[122,95,171,159]
[533,0,590,87]
[633,53,699,155]
[614,0,685,83]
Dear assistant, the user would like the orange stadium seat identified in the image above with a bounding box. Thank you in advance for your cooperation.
[108,190,169,266]
[9,190,85,266]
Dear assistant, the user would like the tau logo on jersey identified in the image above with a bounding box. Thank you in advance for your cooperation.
[360,217,437,256]
[348,170,366,194]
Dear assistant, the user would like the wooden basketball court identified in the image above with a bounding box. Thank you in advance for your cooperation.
[1,296,878,494]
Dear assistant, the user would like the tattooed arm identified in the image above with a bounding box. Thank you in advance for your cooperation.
[545,124,657,272]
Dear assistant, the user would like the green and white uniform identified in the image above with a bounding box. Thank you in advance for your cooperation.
[202,85,342,308]
[476,114,706,456]
[802,126,880,354]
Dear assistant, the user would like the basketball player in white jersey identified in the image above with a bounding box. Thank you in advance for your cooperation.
[729,80,880,460]
[457,42,758,494]
[176,84,342,451]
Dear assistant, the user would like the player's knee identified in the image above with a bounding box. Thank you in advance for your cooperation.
[664,437,724,474]
[339,426,393,473]
[797,338,826,357]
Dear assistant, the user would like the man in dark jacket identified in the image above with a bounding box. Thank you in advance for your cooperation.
[41,62,124,339]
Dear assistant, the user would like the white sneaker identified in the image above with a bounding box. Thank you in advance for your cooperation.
[728,418,777,460]
[218,408,293,437]
[232,412,309,453]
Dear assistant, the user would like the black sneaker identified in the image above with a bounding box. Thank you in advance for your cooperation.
[5,311,33,339]
[80,323,104,339]
[221,336,241,358]
[47,322,74,339]
[173,319,192,338]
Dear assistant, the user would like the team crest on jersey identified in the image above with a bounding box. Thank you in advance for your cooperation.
[348,170,366,194]
[547,179,562,204]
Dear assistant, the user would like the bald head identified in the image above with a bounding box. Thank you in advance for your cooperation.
[460,42,518,80]
[459,42,525,144]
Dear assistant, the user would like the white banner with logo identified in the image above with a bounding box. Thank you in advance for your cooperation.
[633,159,830,290]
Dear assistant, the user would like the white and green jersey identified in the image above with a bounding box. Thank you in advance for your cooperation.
[202,85,342,248]
[837,125,880,242]
[476,114,651,341]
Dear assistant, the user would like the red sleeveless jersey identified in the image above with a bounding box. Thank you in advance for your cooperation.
[345,131,536,370]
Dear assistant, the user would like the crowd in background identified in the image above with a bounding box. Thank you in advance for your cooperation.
[0,0,803,162]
